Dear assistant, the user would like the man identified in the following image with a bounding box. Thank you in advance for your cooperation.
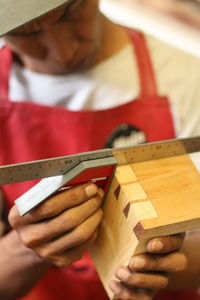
[0,0,200,299]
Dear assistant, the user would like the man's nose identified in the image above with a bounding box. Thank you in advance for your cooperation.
[43,25,78,63]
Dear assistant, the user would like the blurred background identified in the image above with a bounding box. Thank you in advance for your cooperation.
[100,0,200,58]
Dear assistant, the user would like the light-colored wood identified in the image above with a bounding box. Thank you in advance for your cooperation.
[122,183,147,202]
[128,201,158,225]
[90,154,200,299]
[115,165,137,184]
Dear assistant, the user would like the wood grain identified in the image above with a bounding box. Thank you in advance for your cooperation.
[90,154,200,298]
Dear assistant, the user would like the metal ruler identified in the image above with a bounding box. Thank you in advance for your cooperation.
[0,136,200,186]
[0,136,200,215]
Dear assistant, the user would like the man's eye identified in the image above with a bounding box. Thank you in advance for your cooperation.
[7,29,40,37]
[59,0,83,20]
[7,0,84,36]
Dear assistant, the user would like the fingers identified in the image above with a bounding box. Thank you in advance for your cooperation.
[14,193,103,247]
[9,183,103,266]
[146,233,185,254]
[110,280,154,300]
[111,233,187,298]
[113,252,187,297]
[33,209,102,255]
[42,230,99,267]
[115,266,168,290]
[111,251,187,299]
[8,182,104,266]
[18,209,103,264]
[9,183,101,227]
[129,252,188,273]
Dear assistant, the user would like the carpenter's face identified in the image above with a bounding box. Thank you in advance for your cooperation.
[4,0,101,74]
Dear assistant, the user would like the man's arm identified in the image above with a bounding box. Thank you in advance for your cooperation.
[0,230,49,300]
[0,189,49,299]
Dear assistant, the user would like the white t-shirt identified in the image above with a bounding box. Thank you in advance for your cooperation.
[9,33,200,138]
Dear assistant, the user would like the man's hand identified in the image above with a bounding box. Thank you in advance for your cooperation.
[110,234,187,300]
[9,183,104,267]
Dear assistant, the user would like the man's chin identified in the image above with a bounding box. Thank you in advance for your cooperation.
[48,53,97,75]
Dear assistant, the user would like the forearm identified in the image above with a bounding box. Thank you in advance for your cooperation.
[0,230,50,300]
[168,231,200,290]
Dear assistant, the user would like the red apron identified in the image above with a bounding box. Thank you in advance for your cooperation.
[0,30,198,300]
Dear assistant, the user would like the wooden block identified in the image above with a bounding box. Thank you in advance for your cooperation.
[113,182,147,203]
[90,165,153,298]
[90,179,143,298]
[128,201,158,224]
[121,183,147,202]
[90,154,200,299]
[115,165,137,184]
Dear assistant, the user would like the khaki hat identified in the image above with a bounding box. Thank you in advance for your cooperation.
[0,0,69,36]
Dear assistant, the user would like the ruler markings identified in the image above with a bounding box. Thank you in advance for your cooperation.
[0,149,113,185]
[0,137,200,186]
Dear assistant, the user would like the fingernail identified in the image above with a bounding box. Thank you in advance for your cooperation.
[98,188,104,198]
[110,281,121,294]
[131,257,145,269]
[116,268,129,280]
[85,184,97,197]
[148,240,163,252]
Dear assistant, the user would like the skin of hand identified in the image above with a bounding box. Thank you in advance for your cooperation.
[110,233,187,300]
[9,183,104,267]
[0,230,49,299]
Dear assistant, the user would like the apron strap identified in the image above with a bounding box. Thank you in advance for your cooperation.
[0,46,12,102]
[128,29,158,98]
